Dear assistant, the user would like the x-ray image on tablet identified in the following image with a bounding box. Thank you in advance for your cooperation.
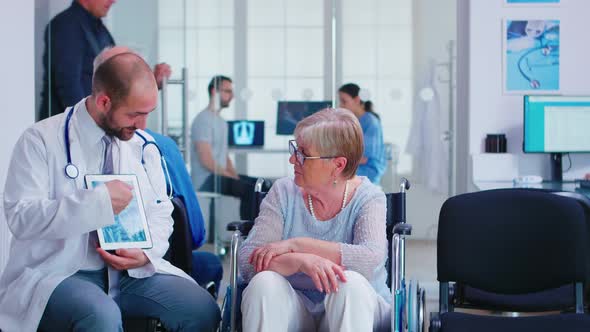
[85,174,153,250]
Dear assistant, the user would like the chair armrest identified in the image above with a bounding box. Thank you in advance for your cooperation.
[429,312,441,332]
[227,220,255,235]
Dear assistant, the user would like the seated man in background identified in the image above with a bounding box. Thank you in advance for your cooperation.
[0,48,219,331]
[191,75,270,221]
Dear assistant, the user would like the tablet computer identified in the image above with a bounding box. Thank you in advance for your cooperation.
[85,174,153,250]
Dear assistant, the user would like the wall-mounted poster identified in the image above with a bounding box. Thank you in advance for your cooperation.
[506,0,559,3]
[504,19,560,94]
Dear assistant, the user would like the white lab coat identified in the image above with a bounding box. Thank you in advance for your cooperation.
[0,99,192,332]
[406,59,448,194]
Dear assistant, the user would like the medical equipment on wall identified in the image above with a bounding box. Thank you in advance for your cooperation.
[63,106,173,203]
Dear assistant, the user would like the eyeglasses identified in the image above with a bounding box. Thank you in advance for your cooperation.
[289,140,337,165]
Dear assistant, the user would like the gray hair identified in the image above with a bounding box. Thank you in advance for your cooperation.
[294,108,364,179]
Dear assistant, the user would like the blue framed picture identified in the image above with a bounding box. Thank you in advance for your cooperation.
[504,19,560,93]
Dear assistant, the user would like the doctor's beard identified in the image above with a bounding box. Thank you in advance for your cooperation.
[99,109,137,141]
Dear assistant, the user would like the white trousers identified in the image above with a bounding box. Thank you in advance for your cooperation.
[241,270,391,332]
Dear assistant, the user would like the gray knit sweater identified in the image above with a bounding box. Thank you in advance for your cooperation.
[238,176,389,311]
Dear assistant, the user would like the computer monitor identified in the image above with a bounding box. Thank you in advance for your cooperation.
[523,95,590,180]
[276,101,333,135]
[227,120,265,148]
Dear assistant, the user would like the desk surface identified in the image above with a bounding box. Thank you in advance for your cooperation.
[474,180,590,197]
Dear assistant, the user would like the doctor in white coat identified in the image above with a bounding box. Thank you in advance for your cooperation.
[0,50,220,332]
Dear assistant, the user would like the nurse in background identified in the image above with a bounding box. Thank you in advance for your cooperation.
[338,83,386,184]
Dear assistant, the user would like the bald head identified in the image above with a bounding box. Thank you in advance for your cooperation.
[93,46,132,73]
[92,50,157,108]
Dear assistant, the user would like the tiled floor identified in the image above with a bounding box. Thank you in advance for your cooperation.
[202,239,439,327]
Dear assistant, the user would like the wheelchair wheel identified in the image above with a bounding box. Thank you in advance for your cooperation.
[408,280,426,332]
[418,286,426,332]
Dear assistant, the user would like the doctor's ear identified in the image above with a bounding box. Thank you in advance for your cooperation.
[95,93,112,112]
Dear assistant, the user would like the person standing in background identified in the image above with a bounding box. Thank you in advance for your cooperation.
[39,0,171,120]
[338,83,386,184]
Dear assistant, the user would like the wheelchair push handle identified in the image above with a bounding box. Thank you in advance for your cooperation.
[394,178,410,224]
[254,178,265,193]
[399,178,411,193]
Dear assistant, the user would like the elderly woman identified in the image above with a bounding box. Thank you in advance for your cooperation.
[238,108,390,332]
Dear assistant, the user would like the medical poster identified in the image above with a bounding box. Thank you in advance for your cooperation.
[504,19,560,94]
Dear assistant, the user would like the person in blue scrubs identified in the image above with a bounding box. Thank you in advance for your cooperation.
[338,83,386,184]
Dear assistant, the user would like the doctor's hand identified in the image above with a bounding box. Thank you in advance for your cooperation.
[105,180,133,215]
[97,248,149,270]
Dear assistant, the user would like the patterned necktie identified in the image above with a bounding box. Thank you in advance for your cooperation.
[102,135,113,174]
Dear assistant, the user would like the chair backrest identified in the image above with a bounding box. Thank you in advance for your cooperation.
[438,188,587,295]
[165,196,193,274]
[253,191,267,220]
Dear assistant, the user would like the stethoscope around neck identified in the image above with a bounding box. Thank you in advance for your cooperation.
[63,107,173,203]
[64,108,80,179]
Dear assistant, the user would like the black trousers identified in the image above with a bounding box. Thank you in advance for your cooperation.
[200,174,271,220]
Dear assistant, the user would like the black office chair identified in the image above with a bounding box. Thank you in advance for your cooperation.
[162,197,193,274]
[220,178,425,332]
[430,189,590,332]
[452,189,590,312]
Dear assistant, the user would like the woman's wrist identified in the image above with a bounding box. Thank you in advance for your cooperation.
[267,252,303,276]
[288,238,301,253]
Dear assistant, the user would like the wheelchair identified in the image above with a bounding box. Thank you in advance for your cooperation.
[220,178,425,332]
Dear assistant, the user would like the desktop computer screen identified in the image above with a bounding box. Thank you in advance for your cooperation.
[227,120,265,147]
[523,95,590,153]
[276,101,333,135]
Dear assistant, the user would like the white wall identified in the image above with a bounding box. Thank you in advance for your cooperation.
[0,0,35,273]
[34,0,71,119]
[467,0,590,184]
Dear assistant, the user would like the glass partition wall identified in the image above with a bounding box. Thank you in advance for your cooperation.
[37,0,456,250]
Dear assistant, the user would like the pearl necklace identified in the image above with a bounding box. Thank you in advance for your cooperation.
[308,180,350,221]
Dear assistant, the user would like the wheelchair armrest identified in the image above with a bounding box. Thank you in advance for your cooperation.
[227,220,255,235]
[393,223,412,236]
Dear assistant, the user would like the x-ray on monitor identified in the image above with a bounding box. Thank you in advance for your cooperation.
[228,120,265,147]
